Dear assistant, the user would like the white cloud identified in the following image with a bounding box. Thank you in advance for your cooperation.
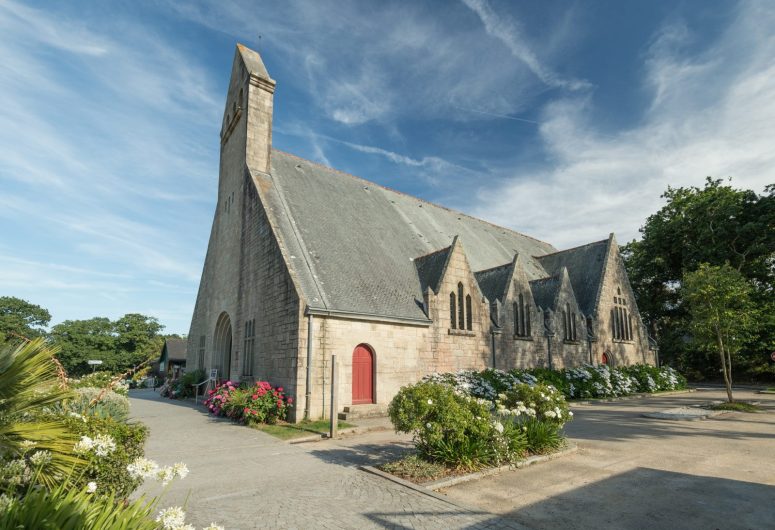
[471,1,775,249]
[461,0,589,91]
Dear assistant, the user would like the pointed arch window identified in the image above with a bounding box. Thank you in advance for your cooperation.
[612,288,632,341]
[564,303,578,341]
[449,292,457,329]
[457,282,465,330]
[465,295,472,331]
[514,293,531,338]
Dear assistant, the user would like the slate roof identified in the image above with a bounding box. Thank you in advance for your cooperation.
[536,239,609,316]
[260,151,558,322]
[529,275,561,312]
[162,338,187,362]
[415,246,453,294]
[474,262,513,304]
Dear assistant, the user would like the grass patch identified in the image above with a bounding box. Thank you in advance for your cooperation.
[252,419,355,440]
[710,401,761,413]
[378,454,451,484]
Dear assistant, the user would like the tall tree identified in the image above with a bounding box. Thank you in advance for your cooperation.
[49,317,116,376]
[622,179,774,379]
[0,297,51,343]
[683,264,758,401]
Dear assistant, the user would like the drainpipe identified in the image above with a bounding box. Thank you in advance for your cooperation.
[304,313,313,421]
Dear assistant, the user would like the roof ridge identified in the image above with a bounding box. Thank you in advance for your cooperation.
[474,261,513,275]
[271,149,556,249]
[414,244,453,261]
[534,237,609,259]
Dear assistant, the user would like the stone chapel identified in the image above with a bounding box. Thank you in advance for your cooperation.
[187,44,656,421]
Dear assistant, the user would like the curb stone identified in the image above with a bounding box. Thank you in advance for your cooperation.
[359,465,487,513]
[362,443,578,496]
[426,443,578,490]
[571,388,696,406]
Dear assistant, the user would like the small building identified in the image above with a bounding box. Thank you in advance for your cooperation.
[186,44,656,421]
[159,338,187,379]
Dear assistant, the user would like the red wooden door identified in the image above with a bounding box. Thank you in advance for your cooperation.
[601,352,609,366]
[352,345,374,405]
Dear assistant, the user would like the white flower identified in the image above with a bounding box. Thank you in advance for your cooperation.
[493,421,504,433]
[19,440,38,452]
[156,466,176,486]
[172,462,189,479]
[86,481,97,493]
[92,434,116,457]
[203,524,225,530]
[29,450,52,467]
[427,399,433,405]
[425,422,432,429]
[568,411,574,417]
[156,506,186,529]
[74,436,94,454]
[545,410,557,418]
[127,457,160,480]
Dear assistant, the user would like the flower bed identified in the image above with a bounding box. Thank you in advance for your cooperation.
[204,380,292,424]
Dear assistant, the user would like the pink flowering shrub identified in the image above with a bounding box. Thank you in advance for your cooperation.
[203,381,292,425]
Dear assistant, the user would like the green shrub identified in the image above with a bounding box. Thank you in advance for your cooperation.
[0,484,159,530]
[69,388,130,422]
[63,415,148,498]
[523,419,564,454]
[69,371,129,396]
[389,382,523,470]
[521,368,570,396]
[497,383,572,427]
[171,368,207,398]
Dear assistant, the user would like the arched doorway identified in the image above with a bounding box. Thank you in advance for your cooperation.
[352,344,374,405]
[213,312,232,381]
[601,351,611,366]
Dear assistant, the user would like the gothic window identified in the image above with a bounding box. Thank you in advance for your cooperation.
[449,292,457,329]
[198,335,205,369]
[564,303,577,341]
[457,282,465,330]
[612,288,632,341]
[514,293,531,337]
[465,295,472,331]
[242,319,256,376]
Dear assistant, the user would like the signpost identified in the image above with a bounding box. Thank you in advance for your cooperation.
[87,359,103,373]
[209,368,218,381]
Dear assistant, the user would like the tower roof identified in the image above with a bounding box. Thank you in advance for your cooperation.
[237,43,272,81]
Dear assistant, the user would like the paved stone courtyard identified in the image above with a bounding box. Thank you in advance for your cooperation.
[130,389,775,529]
[129,390,523,530]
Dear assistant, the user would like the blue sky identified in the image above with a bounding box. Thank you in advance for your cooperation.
[1,1,773,335]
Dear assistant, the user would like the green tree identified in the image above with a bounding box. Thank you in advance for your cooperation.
[50,314,164,376]
[683,264,759,402]
[50,318,116,376]
[622,179,775,379]
[0,297,51,343]
[114,313,164,368]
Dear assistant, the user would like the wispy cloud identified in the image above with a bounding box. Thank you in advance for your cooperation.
[461,0,589,91]
[471,1,775,248]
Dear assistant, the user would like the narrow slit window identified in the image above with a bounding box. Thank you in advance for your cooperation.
[458,282,465,330]
[449,292,457,329]
[465,295,472,331]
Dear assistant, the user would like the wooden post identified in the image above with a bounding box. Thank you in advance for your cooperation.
[329,354,338,439]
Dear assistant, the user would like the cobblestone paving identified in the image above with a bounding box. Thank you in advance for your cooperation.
[130,391,525,530]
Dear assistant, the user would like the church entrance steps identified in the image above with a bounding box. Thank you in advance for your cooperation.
[338,403,389,420]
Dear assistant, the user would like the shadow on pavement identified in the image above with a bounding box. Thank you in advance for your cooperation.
[496,467,775,530]
[306,441,415,467]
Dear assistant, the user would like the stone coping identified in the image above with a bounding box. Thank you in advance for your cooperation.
[361,443,578,494]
